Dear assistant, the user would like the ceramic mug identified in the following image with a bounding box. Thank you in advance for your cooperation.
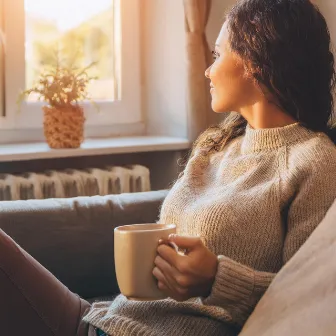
[114,223,176,301]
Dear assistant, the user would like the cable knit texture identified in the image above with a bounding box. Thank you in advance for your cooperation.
[83,123,336,336]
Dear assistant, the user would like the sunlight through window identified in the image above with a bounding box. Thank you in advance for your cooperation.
[25,0,120,101]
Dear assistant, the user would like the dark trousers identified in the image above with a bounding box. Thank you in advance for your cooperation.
[0,228,92,336]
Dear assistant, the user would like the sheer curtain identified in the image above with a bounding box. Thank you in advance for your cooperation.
[184,0,213,142]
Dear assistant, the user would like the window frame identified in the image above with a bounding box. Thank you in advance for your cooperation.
[0,0,142,134]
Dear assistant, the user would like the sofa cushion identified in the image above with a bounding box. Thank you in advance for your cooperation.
[0,190,168,299]
[240,199,336,336]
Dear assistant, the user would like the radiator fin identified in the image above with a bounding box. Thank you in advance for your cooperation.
[0,165,150,201]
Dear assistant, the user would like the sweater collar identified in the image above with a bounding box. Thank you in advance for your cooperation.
[241,122,315,153]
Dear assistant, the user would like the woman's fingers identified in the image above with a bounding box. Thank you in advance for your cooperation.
[153,266,173,294]
[154,255,180,286]
[157,243,180,268]
[168,235,202,250]
[152,266,165,283]
[154,255,192,297]
[152,265,190,301]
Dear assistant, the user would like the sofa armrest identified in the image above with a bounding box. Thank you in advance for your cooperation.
[0,190,168,299]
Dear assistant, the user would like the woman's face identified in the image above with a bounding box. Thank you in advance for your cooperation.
[205,23,260,113]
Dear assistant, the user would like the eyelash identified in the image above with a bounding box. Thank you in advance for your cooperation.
[212,51,220,60]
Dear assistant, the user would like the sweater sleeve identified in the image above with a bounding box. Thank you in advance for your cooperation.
[202,151,336,327]
[201,257,276,326]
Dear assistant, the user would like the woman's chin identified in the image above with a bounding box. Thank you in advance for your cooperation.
[211,102,227,113]
[211,96,233,113]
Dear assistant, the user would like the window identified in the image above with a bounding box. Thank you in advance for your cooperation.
[0,0,141,138]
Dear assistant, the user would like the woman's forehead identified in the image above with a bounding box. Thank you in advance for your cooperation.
[216,22,230,49]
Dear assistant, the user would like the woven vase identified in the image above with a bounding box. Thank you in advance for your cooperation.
[43,105,85,149]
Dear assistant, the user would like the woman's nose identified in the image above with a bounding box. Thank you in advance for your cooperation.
[205,66,211,79]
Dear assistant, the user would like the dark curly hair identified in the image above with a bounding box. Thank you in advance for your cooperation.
[195,0,336,153]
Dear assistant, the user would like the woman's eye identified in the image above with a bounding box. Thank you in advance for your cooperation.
[212,51,220,60]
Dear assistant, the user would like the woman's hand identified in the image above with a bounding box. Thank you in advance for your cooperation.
[153,234,218,302]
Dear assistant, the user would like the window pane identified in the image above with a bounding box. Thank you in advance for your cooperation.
[24,0,120,102]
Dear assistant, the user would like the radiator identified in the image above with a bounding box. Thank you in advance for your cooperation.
[0,165,151,201]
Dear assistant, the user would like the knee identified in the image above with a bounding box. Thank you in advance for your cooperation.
[0,229,22,265]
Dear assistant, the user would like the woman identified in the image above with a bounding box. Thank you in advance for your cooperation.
[2,0,336,335]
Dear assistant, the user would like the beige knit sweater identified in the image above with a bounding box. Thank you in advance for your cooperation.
[84,123,336,336]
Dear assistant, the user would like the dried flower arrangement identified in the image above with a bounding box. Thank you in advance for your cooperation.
[18,56,97,149]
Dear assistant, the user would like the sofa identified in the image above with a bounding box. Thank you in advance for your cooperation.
[0,190,335,335]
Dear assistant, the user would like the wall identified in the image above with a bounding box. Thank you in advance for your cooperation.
[205,0,236,125]
[141,0,188,138]
[206,0,236,47]
[310,1,336,123]
[317,1,336,49]
[141,0,235,138]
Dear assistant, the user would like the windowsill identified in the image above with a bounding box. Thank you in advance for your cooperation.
[0,136,191,162]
